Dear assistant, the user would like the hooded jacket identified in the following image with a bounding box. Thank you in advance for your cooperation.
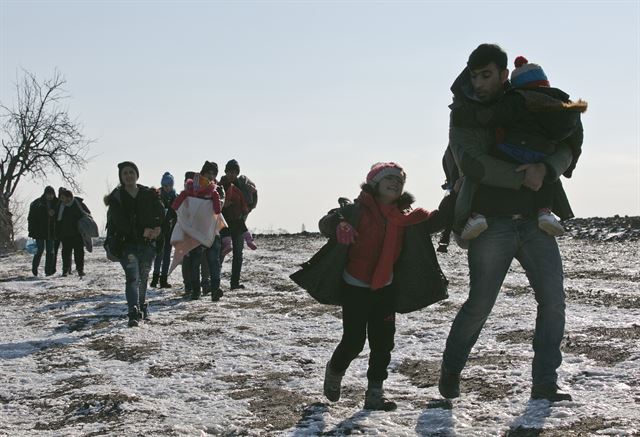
[445,67,576,233]
[290,192,454,314]
[56,197,90,239]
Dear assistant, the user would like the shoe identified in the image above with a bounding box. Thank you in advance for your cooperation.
[461,214,488,240]
[32,266,38,276]
[150,273,159,288]
[323,361,345,402]
[243,231,257,250]
[211,288,223,302]
[77,270,85,278]
[140,303,150,321]
[159,275,172,288]
[538,211,565,236]
[531,383,572,402]
[191,285,201,300]
[438,364,460,399]
[201,281,211,296]
[364,387,397,411]
[128,307,142,327]
[230,283,245,290]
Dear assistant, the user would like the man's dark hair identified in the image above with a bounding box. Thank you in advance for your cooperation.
[467,44,508,71]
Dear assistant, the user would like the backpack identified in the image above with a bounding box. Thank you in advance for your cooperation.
[236,175,258,212]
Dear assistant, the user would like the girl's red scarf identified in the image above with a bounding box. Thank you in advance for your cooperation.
[357,192,432,290]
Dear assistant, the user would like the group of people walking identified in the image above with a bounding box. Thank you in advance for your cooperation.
[102,159,257,327]
[27,42,585,411]
[28,186,91,277]
[293,43,585,409]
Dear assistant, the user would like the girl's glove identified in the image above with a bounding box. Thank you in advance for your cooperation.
[336,221,358,245]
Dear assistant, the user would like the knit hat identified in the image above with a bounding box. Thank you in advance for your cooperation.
[225,159,240,173]
[117,161,139,183]
[201,161,218,176]
[44,186,55,196]
[184,171,195,182]
[510,56,550,88]
[366,162,406,186]
[161,171,174,187]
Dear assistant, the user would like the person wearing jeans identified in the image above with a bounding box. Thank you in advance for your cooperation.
[28,186,58,276]
[105,161,164,327]
[442,217,565,385]
[439,43,578,402]
[189,236,223,301]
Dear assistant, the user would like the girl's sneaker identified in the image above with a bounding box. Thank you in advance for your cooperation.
[461,214,488,240]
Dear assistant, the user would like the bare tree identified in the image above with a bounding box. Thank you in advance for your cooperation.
[0,70,91,250]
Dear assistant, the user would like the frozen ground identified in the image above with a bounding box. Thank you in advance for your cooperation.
[0,228,638,436]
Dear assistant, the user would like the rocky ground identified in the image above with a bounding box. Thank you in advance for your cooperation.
[0,216,638,436]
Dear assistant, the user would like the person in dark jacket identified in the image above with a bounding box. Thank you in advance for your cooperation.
[292,162,454,411]
[150,171,178,289]
[104,161,164,327]
[438,44,575,403]
[27,186,58,276]
[219,159,257,290]
[56,188,89,277]
[452,55,587,240]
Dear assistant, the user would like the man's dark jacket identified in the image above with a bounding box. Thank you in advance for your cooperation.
[28,195,58,240]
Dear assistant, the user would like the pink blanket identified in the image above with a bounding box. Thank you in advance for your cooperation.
[168,197,226,274]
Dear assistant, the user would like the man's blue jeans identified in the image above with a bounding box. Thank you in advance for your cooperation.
[33,239,56,276]
[120,243,156,311]
[442,217,565,385]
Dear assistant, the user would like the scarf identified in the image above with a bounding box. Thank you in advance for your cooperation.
[358,192,432,290]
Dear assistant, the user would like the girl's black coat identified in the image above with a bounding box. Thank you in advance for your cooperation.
[290,196,451,314]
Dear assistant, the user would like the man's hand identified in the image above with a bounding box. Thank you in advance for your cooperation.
[516,163,546,191]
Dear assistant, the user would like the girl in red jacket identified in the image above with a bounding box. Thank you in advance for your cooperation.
[322,162,452,411]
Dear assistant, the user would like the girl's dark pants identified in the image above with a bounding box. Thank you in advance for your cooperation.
[330,281,396,383]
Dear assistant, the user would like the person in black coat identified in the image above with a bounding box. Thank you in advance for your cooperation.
[56,188,90,277]
[104,161,164,327]
[27,186,58,276]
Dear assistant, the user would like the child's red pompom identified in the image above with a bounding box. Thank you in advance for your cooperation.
[514,56,528,68]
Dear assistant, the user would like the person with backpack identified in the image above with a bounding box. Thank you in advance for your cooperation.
[27,186,58,276]
[104,161,164,327]
[219,159,257,290]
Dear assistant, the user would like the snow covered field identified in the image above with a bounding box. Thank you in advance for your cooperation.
[1,231,638,436]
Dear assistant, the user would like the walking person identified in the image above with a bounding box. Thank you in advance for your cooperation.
[438,44,579,402]
[27,186,58,276]
[291,162,454,410]
[105,161,164,327]
[219,159,257,290]
[150,171,177,289]
[56,188,89,277]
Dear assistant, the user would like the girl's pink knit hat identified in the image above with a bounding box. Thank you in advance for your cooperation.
[366,162,406,185]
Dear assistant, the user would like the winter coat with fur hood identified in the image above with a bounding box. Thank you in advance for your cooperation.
[445,68,577,233]
[290,190,454,314]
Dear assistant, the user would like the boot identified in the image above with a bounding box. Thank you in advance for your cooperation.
[364,385,397,411]
[211,288,223,302]
[159,275,172,288]
[323,361,345,402]
[140,303,150,321]
[531,383,572,402]
[128,307,142,327]
[201,281,211,296]
[150,273,159,288]
[438,363,461,399]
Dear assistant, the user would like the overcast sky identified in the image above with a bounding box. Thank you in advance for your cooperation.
[1,1,638,234]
